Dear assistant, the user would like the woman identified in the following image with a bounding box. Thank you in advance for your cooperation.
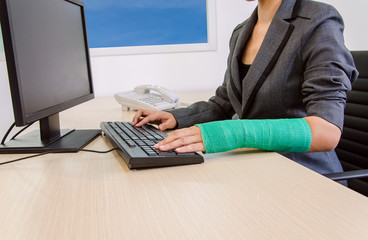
[132,0,358,175]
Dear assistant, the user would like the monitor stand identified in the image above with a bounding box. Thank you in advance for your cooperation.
[0,114,101,154]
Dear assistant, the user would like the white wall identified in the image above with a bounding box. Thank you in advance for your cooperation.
[320,0,368,51]
[1,0,367,137]
[90,0,257,96]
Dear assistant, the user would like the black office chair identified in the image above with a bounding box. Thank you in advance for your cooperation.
[323,51,368,197]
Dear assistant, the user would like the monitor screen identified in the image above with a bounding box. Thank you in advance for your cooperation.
[0,0,100,153]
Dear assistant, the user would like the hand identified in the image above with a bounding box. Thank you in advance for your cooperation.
[154,126,205,153]
[132,109,177,131]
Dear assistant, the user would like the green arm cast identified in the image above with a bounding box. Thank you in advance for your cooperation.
[196,119,312,153]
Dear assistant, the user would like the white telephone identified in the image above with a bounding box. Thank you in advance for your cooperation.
[114,85,180,111]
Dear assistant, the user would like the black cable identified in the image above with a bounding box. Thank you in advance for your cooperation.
[1,122,16,145]
[0,152,51,166]
[79,148,119,154]
[0,148,119,166]
[10,121,36,141]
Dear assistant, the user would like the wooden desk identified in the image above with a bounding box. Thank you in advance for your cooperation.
[1,91,368,240]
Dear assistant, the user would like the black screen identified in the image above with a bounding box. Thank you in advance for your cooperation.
[0,0,100,153]
[12,0,91,117]
[1,0,93,125]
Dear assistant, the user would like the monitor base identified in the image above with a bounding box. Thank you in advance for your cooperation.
[0,129,101,154]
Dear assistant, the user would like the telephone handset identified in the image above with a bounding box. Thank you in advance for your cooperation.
[114,85,180,111]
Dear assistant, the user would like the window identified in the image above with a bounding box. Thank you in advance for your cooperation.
[85,0,216,56]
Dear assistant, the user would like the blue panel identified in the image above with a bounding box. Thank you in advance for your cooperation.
[85,0,208,48]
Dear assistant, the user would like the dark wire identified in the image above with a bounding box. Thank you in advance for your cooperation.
[10,121,36,140]
[79,148,119,154]
[1,122,16,145]
[0,148,119,166]
[0,152,51,166]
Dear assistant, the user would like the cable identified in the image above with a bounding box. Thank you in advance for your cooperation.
[10,121,36,141]
[0,147,119,166]
[79,148,119,154]
[1,122,16,145]
[1,121,35,144]
[0,152,51,166]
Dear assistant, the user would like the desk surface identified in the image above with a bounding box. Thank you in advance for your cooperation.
[1,91,368,240]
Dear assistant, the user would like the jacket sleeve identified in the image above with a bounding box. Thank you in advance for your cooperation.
[301,3,358,130]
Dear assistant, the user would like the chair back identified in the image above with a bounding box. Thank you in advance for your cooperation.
[336,51,368,196]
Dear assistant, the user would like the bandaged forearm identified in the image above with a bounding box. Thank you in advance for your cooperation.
[196,119,312,153]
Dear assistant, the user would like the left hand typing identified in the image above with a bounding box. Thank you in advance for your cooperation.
[154,126,205,153]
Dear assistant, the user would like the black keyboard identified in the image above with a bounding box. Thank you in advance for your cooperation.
[100,121,204,169]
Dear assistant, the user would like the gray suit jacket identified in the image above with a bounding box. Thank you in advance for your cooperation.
[169,0,358,174]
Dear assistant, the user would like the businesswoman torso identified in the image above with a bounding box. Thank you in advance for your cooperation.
[167,0,358,174]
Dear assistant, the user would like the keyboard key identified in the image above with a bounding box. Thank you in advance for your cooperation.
[157,150,177,156]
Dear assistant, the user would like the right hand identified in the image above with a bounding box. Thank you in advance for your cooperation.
[132,109,177,131]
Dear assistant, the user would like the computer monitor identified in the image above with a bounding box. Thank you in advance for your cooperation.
[0,0,100,153]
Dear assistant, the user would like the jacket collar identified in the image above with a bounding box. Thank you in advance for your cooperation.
[227,0,302,118]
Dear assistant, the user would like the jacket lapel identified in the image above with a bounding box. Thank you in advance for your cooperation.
[227,10,258,115]
[239,0,301,118]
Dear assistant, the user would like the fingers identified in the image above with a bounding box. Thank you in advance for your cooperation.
[134,113,157,127]
[132,109,177,130]
[132,109,158,127]
[175,143,205,153]
[155,126,205,153]
[158,118,177,131]
[132,109,148,125]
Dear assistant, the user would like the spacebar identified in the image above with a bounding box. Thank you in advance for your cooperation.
[157,151,177,156]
